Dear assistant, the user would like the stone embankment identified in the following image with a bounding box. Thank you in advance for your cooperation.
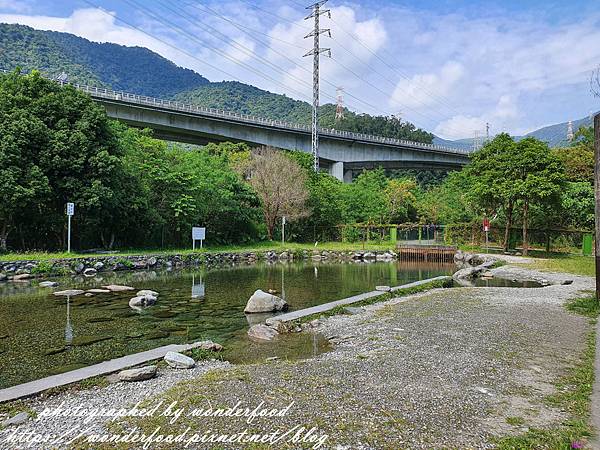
[0,249,397,280]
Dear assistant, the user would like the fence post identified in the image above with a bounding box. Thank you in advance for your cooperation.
[390,227,397,246]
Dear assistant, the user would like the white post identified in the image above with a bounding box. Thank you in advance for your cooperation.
[67,215,72,253]
[193,239,195,251]
[282,216,286,245]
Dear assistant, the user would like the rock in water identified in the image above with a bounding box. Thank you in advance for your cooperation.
[2,412,29,427]
[244,290,288,313]
[53,289,85,297]
[118,365,157,382]
[136,289,159,297]
[87,289,111,294]
[39,281,59,288]
[12,273,33,281]
[247,324,279,341]
[102,284,135,292]
[164,351,195,369]
[83,268,97,277]
[129,294,157,308]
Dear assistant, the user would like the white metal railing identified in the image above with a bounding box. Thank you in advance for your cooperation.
[0,68,472,155]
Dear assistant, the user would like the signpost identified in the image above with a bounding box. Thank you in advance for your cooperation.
[483,217,490,254]
[192,227,206,250]
[66,202,74,253]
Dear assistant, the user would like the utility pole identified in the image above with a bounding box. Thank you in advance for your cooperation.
[304,0,331,173]
[335,87,344,121]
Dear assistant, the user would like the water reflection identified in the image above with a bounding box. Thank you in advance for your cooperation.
[0,260,454,388]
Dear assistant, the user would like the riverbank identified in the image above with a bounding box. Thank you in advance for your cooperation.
[1,260,595,448]
[0,245,399,280]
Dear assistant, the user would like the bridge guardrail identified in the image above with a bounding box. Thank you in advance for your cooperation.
[0,68,471,155]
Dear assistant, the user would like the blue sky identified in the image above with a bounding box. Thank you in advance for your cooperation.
[1,0,599,139]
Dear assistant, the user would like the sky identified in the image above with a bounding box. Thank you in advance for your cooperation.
[1,0,599,140]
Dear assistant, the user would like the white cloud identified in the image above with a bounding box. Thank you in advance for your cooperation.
[390,61,465,110]
[0,0,30,13]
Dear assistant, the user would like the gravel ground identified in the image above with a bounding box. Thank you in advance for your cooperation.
[0,261,594,449]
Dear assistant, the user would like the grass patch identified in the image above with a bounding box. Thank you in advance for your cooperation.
[524,255,594,277]
[567,295,600,319]
[494,296,598,449]
[505,416,525,426]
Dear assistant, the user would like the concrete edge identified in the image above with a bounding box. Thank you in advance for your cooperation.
[265,276,452,325]
[0,341,210,404]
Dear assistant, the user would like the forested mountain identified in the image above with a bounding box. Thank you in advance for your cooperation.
[0,23,209,97]
[0,23,432,143]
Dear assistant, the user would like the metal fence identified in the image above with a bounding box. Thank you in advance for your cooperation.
[313,223,593,255]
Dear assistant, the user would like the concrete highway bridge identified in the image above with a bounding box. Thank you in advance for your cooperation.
[76,84,471,182]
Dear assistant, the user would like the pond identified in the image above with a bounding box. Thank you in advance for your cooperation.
[0,260,454,388]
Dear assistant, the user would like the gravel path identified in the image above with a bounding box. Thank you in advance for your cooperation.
[0,262,594,449]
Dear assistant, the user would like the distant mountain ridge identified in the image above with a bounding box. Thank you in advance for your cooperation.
[434,115,596,150]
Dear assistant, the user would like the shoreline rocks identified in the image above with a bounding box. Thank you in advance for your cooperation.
[164,351,195,369]
[118,365,157,382]
[0,250,402,281]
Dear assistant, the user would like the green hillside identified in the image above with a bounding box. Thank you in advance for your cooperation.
[0,22,432,143]
[0,23,209,97]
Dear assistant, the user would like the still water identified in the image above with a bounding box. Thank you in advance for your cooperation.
[0,261,454,388]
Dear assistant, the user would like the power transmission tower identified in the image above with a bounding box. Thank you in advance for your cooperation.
[335,87,345,121]
[567,120,574,142]
[472,130,483,152]
[304,0,331,173]
[486,122,490,141]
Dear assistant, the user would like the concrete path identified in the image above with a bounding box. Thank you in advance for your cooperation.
[266,276,451,325]
[0,341,209,403]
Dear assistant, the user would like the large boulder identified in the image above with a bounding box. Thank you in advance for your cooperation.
[247,324,279,341]
[118,365,157,382]
[244,290,288,314]
[164,351,195,369]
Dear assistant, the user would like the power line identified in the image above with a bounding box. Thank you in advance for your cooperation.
[123,0,314,103]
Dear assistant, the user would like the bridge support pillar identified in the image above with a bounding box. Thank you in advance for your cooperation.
[330,162,353,183]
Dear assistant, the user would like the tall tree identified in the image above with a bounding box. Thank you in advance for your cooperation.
[512,137,565,255]
[467,133,519,251]
[244,147,310,240]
